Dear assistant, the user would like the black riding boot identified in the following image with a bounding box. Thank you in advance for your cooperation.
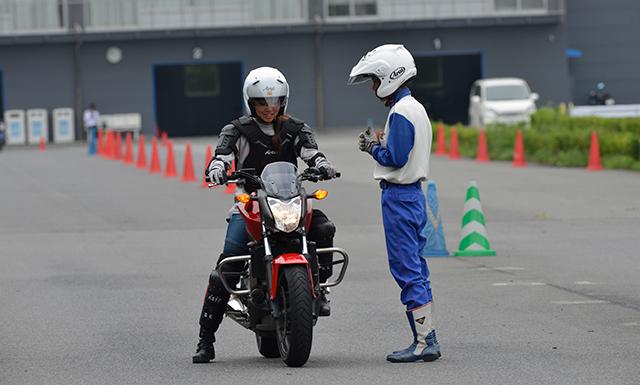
[192,269,231,363]
[317,288,331,317]
[192,328,216,363]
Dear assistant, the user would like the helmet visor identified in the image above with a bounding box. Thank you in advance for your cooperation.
[251,96,286,108]
[347,74,374,85]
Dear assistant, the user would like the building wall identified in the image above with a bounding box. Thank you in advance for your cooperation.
[76,34,317,135]
[322,22,570,127]
[1,44,75,112]
[566,0,640,105]
[0,21,569,134]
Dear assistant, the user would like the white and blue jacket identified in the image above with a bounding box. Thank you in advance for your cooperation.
[370,87,432,184]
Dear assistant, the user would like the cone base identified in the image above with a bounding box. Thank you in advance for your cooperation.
[422,249,450,258]
[587,165,603,171]
[454,249,496,257]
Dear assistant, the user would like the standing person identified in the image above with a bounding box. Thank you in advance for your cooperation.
[347,44,441,363]
[192,66,339,363]
[0,119,6,150]
[83,103,100,146]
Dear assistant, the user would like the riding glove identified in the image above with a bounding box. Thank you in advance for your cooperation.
[315,157,338,179]
[207,160,227,185]
[358,129,379,153]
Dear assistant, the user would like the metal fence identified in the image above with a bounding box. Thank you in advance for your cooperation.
[325,0,564,22]
[0,0,564,36]
[0,0,309,34]
[0,0,67,35]
[82,0,309,31]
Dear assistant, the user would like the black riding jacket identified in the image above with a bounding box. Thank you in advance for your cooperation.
[211,115,327,191]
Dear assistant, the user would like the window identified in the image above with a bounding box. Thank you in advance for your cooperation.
[328,1,350,16]
[485,85,530,101]
[354,0,377,16]
[328,0,377,17]
[522,0,544,9]
[184,65,220,97]
[494,0,517,11]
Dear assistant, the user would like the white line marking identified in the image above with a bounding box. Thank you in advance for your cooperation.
[478,266,525,271]
[492,282,546,286]
[551,300,609,305]
[574,281,599,285]
[621,322,638,326]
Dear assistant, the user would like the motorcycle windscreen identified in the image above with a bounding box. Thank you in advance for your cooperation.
[260,162,301,200]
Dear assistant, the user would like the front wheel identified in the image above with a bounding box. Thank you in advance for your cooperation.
[275,265,313,367]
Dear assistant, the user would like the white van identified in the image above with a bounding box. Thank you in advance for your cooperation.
[468,78,538,127]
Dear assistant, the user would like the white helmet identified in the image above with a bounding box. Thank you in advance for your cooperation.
[243,67,289,117]
[348,44,417,98]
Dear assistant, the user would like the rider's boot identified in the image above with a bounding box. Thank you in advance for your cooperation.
[192,269,230,363]
[192,328,216,363]
[317,288,331,317]
[386,303,441,363]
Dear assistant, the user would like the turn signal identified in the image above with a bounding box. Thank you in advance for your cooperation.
[311,189,329,200]
[235,193,251,204]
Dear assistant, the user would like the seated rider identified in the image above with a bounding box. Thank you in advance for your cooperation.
[193,66,338,364]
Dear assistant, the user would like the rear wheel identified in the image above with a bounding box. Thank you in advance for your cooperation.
[275,265,313,367]
[256,332,280,358]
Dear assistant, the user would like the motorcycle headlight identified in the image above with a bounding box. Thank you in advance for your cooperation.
[267,196,302,233]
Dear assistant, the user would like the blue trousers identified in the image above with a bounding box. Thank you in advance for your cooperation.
[380,181,433,310]
[222,214,251,257]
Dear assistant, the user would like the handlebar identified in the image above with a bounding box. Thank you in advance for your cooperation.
[207,167,340,188]
[298,167,341,183]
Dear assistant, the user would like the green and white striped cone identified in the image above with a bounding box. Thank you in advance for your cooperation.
[454,181,496,257]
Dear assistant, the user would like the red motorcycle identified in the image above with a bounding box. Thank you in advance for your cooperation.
[213,162,349,367]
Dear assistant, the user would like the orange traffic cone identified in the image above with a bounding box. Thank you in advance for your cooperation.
[164,141,177,178]
[97,128,104,156]
[448,127,460,160]
[202,145,214,188]
[123,132,134,165]
[102,129,111,158]
[114,133,122,160]
[435,123,447,156]
[512,129,526,168]
[161,131,168,147]
[181,142,197,182]
[136,134,147,169]
[587,130,603,171]
[224,159,236,195]
[149,137,162,174]
[39,136,46,151]
[107,131,116,159]
[476,129,489,163]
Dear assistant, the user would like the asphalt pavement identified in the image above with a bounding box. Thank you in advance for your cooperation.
[1,131,639,385]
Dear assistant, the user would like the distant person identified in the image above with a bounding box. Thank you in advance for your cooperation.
[83,103,100,143]
[348,44,441,363]
[0,119,6,150]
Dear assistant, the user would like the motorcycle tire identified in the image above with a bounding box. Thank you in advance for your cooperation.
[275,265,313,367]
[256,332,280,358]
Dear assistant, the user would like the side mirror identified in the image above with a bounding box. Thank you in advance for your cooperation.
[471,95,481,104]
[530,93,539,102]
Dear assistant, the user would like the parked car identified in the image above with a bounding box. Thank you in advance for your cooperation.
[468,78,538,127]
